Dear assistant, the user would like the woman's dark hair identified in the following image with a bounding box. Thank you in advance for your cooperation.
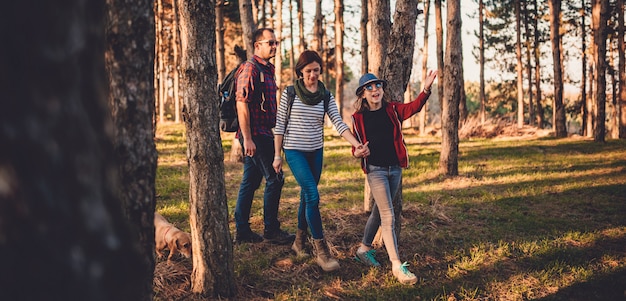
[295,50,323,78]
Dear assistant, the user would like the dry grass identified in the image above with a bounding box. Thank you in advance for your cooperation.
[154,122,626,300]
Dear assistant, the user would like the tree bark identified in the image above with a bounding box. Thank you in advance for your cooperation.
[435,0,445,116]
[368,0,391,76]
[240,0,256,58]
[516,0,524,128]
[439,0,461,176]
[361,0,369,73]
[105,0,158,299]
[0,1,146,299]
[479,0,486,124]
[524,0,534,126]
[276,0,284,91]
[177,0,235,297]
[297,0,306,53]
[618,0,626,139]
[217,0,226,83]
[313,0,324,54]
[335,0,345,117]
[534,0,545,128]
[420,0,431,134]
[548,0,567,137]
[581,0,588,135]
[592,0,608,142]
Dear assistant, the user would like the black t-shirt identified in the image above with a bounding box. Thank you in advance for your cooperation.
[362,105,399,167]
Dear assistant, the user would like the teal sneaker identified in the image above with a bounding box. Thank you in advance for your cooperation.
[392,262,417,285]
[355,249,381,267]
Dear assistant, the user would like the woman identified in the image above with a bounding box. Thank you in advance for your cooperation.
[273,50,366,272]
[351,71,438,285]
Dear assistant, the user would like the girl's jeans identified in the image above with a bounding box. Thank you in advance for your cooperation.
[284,148,325,239]
[362,164,402,263]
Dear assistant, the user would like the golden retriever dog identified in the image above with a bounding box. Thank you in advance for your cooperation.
[154,212,192,262]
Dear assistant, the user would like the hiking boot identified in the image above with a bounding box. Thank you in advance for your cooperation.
[392,262,417,285]
[312,238,340,272]
[355,249,381,267]
[263,229,295,245]
[291,229,310,257]
[234,230,263,244]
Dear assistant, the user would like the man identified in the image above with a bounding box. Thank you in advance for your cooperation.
[233,28,294,244]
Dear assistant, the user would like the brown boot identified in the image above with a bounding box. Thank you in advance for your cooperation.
[312,238,340,272]
[291,229,310,257]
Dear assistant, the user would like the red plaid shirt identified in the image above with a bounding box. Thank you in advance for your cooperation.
[235,55,278,138]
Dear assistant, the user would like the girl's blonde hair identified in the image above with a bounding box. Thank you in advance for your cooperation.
[353,90,389,113]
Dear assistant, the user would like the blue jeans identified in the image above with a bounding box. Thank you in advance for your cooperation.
[235,135,284,234]
[284,148,325,239]
[362,164,402,262]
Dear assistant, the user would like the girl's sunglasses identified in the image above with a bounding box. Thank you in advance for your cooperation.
[365,82,383,91]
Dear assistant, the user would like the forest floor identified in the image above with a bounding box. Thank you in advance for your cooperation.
[153,121,626,301]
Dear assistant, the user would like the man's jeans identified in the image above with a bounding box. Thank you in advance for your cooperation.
[362,164,402,263]
[284,148,324,239]
[235,135,284,234]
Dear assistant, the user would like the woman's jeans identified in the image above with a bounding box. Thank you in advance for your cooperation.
[284,148,325,239]
[362,164,402,263]
[235,135,284,234]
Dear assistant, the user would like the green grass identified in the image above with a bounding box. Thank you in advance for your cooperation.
[155,122,626,300]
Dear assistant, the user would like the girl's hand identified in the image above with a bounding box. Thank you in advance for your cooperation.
[424,70,438,91]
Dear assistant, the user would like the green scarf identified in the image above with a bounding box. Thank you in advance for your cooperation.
[294,79,326,105]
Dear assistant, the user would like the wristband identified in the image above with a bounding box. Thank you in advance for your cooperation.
[274,156,282,161]
[423,87,431,93]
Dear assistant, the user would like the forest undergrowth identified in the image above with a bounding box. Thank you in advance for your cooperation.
[153,121,626,301]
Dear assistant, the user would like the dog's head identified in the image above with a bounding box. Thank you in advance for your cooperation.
[175,232,192,258]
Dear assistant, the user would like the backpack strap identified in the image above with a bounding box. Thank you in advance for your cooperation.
[284,86,297,132]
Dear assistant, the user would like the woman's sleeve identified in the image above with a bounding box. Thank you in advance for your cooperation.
[274,89,289,135]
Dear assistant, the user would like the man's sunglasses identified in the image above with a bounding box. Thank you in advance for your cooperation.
[365,82,383,91]
[257,39,280,46]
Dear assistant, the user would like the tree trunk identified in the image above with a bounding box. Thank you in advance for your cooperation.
[105,0,158,299]
[297,0,306,53]
[172,1,181,123]
[524,0,534,126]
[289,0,295,82]
[177,0,235,297]
[548,0,567,137]
[435,0,445,116]
[335,0,345,117]
[458,29,467,124]
[592,0,608,142]
[1,1,146,299]
[618,0,626,139]
[515,0,524,128]
[216,0,226,83]
[479,0,486,124]
[361,0,369,73]
[368,0,391,76]
[240,0,256,58]
[157,0,166,123]
[313,0,324,54]
[439,0,461,176]
[420,0,431,134]
[534,0,545,128]
[276,0,284,90]
[581,1,588,135]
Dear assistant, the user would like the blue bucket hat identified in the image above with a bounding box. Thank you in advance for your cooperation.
[356,73,387,96]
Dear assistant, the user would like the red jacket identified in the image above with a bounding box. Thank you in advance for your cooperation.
[351,91,430,173]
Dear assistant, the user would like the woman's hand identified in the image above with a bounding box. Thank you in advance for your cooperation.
[272,156,282,174]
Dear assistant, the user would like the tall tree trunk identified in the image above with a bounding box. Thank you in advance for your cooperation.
[524,0,534,126]
[618,0,626,139]
[361,0,369,73]
[435,0,445,116]
[516,0,524,128]
[276,0,284,91]
[581,1,588,135]
[592,0,608,142]
[105,0,157,299]
[240,0,256,58]
[548,0,566,137]
[177,0,235,297]
[297,0,306,53]
[157,0,166,123]
[1,1,146,299]
[335,0,345,117]
[439,0,461,176]
[458,30,467,123]
[173,1,181,123]
[534,0,545,128]
[313,0,324,54]
[216,0,226,83]
[368,0,391,76]
[420,0,431,135]
[289,0,295,82]
[479,0,486,124]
